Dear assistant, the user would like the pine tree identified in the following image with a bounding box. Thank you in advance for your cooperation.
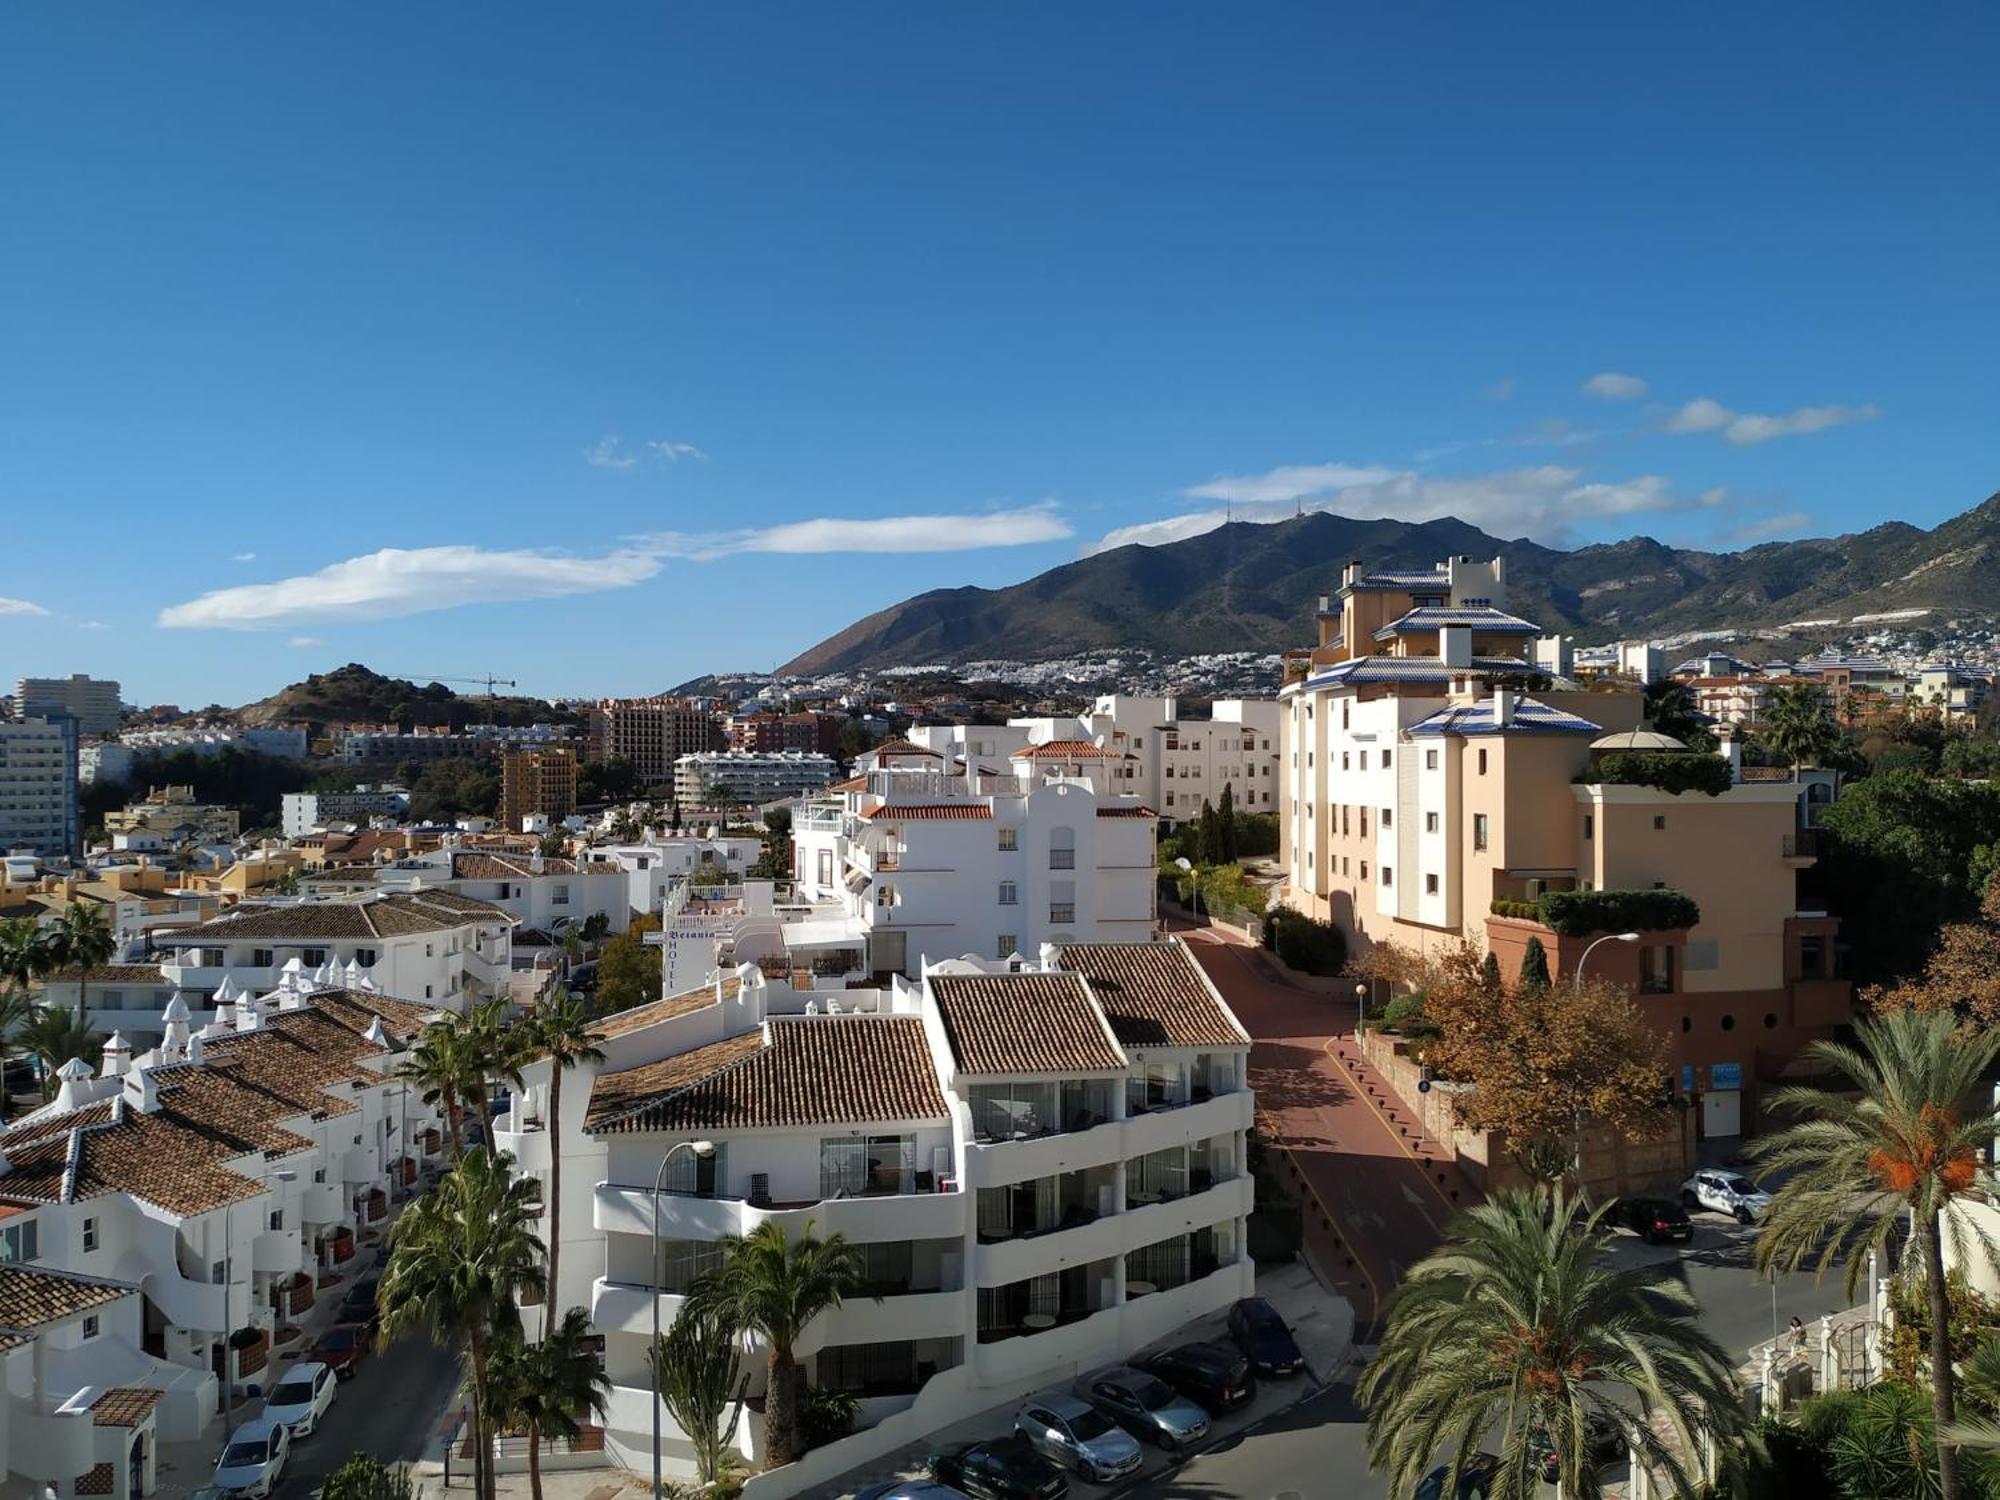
[1480,951,1503,992]
[1218,783,1238,863]
[1518,936,1551,991]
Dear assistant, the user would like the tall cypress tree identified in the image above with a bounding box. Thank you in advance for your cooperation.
[1218,782,1238,863]
[1518,936,1551,991]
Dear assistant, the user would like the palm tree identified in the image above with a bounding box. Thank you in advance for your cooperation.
[395,1000,519,1160]
[684,1219,868,1469]
[1751,1007,2000,1500]
[485,1308,610,1500]
[1360,1186,1747,1499]
[378,1148,545,1500]
[519,995,602,1312]
[47,904,116,1022]
[0,916,53,1003]
[0,985,35,1115]
[1762,681,1840,776]
[651,1303,748,1486]
[22,1007,102,1101]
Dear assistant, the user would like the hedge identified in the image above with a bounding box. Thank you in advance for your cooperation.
[1577,751,1732,797]
[1263,905,1348,976]
[1535,887,1700,936]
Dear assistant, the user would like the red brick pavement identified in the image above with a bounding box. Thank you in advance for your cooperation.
[1178,926,1483,1337]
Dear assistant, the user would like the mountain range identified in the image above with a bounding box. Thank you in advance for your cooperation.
[780,492,2000,676]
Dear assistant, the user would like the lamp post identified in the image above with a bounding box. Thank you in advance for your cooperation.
[651,1138,717,1500]
[1573,931,1640,988]
[1172,857,1201,923]
[1354,981,1369,1036]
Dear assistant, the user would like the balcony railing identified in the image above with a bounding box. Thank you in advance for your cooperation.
[1782,830,1820,859]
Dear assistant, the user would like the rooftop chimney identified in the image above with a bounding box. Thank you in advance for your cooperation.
[1440,625,1473,669]
[1038,940,1061,973]
[99,1032,130,1079]
[120,1059,158,1114]
[1492,687,1516,727]
[363,1015,389,1048]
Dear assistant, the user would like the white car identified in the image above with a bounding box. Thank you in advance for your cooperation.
[1681,1169,1772,1224]
[214,1417,291,1498]
[263,1359,338,1438]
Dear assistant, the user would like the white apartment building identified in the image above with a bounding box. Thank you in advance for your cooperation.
[117,726,309,761]
[0,718,79,859]
[78,742,136,787]
[376,848,629,939]
[672,751,837,808]
[0,984,444,1500]
[582,831,765,919]
[280,787,412,839]
[98,891,518,1039]
[15,677,122,739]
[494,936,1253,1494]
[786,742,1156,978]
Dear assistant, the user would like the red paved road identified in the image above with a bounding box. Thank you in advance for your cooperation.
[1179,925,1481,1337]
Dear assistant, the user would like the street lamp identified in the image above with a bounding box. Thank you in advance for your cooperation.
[1354,981,1369,1036]
[1173,857,1201,921]
[652,1138,717,1500]
[1574,931,1640,988]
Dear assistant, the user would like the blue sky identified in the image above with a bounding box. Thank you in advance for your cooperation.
[2,5,1995,706]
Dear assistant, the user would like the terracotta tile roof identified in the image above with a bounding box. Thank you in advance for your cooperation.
[861,804,993,821]
[91,1387,164,1426]
[159,890,509,943]
[1057,941,1250,1050]
[0,991,424,1217]
[1095,806,1157,818]
[0,1265,132,1336]
[448,853,585,880]
[827,776,868,793]
[586,1015,947,1133]
[1011,740,1123,759]
[931,973,1127,1075]
[865,740,942,759]
[77,1464,114,1496]
[589,976,740,1040]
[46,964,169,984]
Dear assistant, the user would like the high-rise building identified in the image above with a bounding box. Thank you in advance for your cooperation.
[14,675,122,737]
[725,710,844,755]
[501,745,578,831]
[0,715,79,857]
[584,698,721,785]
[672,749,836,807]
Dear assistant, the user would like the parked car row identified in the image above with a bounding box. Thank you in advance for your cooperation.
[855,1298,1303,1499]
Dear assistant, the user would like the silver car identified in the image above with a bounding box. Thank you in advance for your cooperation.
[1075,1365,1211,1452]
[1015,1392,1145,1482]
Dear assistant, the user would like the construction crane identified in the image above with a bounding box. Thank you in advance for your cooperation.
[394,673,520,726]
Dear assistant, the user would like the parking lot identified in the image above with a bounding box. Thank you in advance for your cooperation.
[815,1263,1353,1500]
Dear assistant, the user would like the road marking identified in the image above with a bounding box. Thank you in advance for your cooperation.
[1318,1037,1460,1226]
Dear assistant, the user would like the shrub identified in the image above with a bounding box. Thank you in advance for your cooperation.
[1267,906,1347,976]
[1489,899,1539,921]
[1235,812,1280,857]
[1536,888,1701,936]
[1578,751,1733,797]
[798,1382,859,1451]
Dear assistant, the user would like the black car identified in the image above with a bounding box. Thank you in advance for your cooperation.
[1414,1453,1502,1500]
[1139,1341,1257,1415]
[1226,1297,1304,1377]
[1609,1196,1693,1245]
[1528,1410,1625,1481]
[338,1274,381,1331]
[929,1435,1070,1500]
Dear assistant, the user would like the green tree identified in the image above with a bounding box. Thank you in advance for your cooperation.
[538,830,568,859]
[577,755,641,805]
[1195,800,1222,867]
[0,917,54,1002]
[1217,783,1238,863]
[22,1007,102,1100]
[519,995,603,1307]
[751,807,794,882]
[650,1303,749,1486]
[394,1001,518,1160]
[595,919,663,1013]
[1361,1186,1747,1499]
[485,1308,610,1500]
[1645,679,1718,752]
[684,1219,868,1470]
[1517,935,1551,990]
[1762,682,1840,772]
[1751,1008,2000,1500]
[48,904,115,1021]
[319,1454,418,1500]
[578,911,611,949]
[1479,951,1503,992]
[378,1148,545,1500]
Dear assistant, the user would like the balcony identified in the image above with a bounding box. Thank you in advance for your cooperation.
[589,1275,962,1350]
[1781,830,1820,866]
[1122,1089,1254,1160]
[252,1230,303,1275]
[1122,1173,1253,1248]
[976,1209,1127,1287]
[594,1180,967,1245]
[300,1181,343,1223]
[341,1144,382,1184]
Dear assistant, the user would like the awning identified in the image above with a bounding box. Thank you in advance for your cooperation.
[782,918,867,949]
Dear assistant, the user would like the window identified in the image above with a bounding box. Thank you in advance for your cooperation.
[250,948,274,968]
[1583,815,1594,840]
[1477,749,1488,775]
[303,948,326,966]
[1382,749,1392,769]
[1425,873,1439,895]
[1342,702,1350,730]
[424,943,434,958]
[1685,940,1720,972]
[552,884,571,906]
[355,948,378,967]
[1381,808,1392,829]
[1425,812,1439,834]
[1050,903,1076,924]
[1341,806,1349,836]
[997,827,1019,852]
[877,884,897,908]
[1359,861,1369,881]
[313,1168,326,1184]
[820,1134,914,1197]
[1359,751,1368,770]
[1425,749,1438,770]
[1472,813,1489,851]
[269,1209,284,1232]
[1381,866,1392,885]
[0,1219,38,1264]
[1342,753,1350,772]
[1049,827,1076,870]
[998,881,1018,906]
[1165,792,1174,808]
[1640,946,1677,994]
[1653,815,1666,830]
[425,985,433,999]
[997,934,1017,959]
[81,1315,100,1340]
[82,1218,99,1254]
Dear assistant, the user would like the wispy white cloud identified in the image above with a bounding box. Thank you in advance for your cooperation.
[1582,371,1648,400]
[158,546,664,630]
[584,435,639,470]
[1713,510,1814,547]
[231,551,257,563]
[639,501,1071,561]
[1664,396,1880,446]
[1506,417,1600,450]
[287,635,324,648]
[1482,376,1518,402]
[0,597,50,618]
[1182,464,1400,505]
[77,620,109,630]
[646,440,707,463]
[1087,464,1732,553]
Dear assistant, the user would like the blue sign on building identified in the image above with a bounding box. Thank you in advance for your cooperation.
[1709,1062,1743,1091]
[1681,1064,1694,1093]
